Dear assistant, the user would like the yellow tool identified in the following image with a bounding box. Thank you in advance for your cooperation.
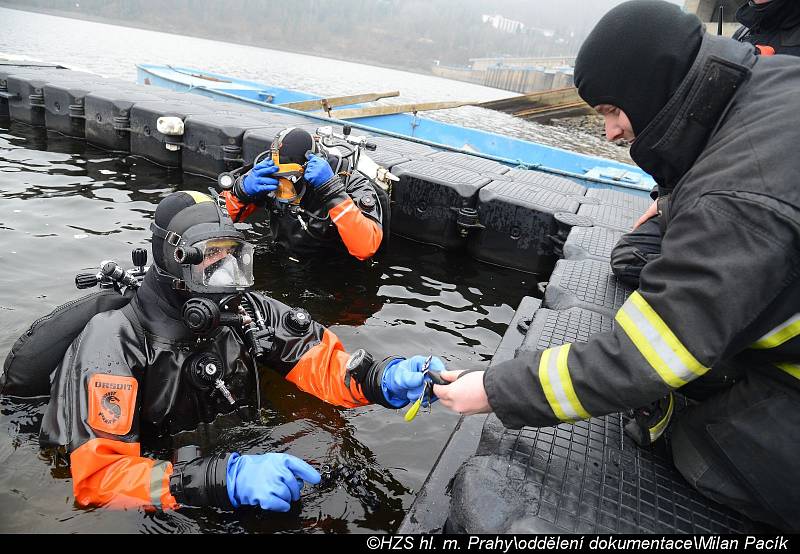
[404,355,434,422]
[267,143,305,204]
[404,383,429,422]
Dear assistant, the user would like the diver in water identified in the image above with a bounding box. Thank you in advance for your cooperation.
[26,190,442,513]
[221,127,387,262]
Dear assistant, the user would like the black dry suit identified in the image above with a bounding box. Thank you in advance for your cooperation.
[488,9,800,531]
[36,192,394,510]
[734,0,800,56]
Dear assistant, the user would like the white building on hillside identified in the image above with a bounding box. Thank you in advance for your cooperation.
[482,14,525,34]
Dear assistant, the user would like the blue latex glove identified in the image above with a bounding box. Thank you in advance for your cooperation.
[381,355,446,408]
[226,452,321,512]
[242,158,280,198]
[303,152,334,188]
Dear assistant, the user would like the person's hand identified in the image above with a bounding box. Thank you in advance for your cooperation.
[433,370,492,415]
[241,158,280,198]
[304,152,334,188]
[381,355,446,408]
[226,452,321,511]
[633,199,658,230]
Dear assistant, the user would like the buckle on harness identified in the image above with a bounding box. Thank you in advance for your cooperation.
[166,231,182,246]
[172,279,187,291]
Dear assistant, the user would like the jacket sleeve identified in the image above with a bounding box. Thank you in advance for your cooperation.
[222,189,258,223]
[318,174,384,261]
[249,293,374,408]
[485,192,800,429]
[39,311,178,510]
[220,163,261,223]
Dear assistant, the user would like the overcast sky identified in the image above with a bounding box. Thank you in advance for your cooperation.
[476,0,689,31]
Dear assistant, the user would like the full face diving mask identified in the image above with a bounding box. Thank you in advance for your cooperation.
[265,127,324,205]
[268,127,307,204]
[175,237,254,291]
[150,205,255,295]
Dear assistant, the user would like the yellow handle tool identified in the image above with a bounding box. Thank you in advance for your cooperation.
[404,355,433,422]
[404,383,428,422]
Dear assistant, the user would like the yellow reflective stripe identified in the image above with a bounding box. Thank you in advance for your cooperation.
[538,349,562,420]
[648,393,674,443]
[538,344,590,422]
[776,363,800,381]
[751,314,800,349]
[556,344,590,421]
[184,191,212,204]
[615,306,688,388]
[615,291,709,388]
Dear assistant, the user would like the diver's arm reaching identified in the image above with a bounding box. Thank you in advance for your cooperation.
[304,153,383,260]
[250,293,442,409]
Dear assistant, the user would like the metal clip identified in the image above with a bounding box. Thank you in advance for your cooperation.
[214,379,236,405]
[166,231,182,246]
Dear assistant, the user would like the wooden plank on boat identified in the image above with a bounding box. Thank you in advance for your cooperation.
[280,91,400,111]
[0,58,66,68]
[478,87,593,121]
[478,87,582,110]
[514,100,588,117]
[321,100,476,119]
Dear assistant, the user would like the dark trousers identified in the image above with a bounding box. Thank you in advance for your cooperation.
[610,216,662,288]
[670,370,800,531]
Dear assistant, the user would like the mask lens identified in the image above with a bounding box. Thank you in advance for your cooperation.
[188,238,254,289]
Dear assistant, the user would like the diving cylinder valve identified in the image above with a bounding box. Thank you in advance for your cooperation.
[75,248,148,291]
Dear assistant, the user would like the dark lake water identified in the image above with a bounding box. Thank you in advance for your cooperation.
[0,7,625,534]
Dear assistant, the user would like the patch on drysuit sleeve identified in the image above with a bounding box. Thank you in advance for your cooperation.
[87,374,138,435]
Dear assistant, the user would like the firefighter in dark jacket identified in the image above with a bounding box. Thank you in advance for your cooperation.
[433,0,800,531]
[611,0,800,289]
[38,190,443,512]
[222,127,385,262]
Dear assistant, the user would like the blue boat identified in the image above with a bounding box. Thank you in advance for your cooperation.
[137,64,655,196]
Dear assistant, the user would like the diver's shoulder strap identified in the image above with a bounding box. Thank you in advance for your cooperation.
[120,301,148,348]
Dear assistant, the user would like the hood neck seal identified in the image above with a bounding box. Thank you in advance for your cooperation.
[629,35,753,190]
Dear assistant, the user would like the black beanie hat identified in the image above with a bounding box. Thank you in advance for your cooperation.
[574,0,704,135]
[275,127,315,165]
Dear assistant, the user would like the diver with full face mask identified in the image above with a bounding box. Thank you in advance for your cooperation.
[24,191,442,512]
